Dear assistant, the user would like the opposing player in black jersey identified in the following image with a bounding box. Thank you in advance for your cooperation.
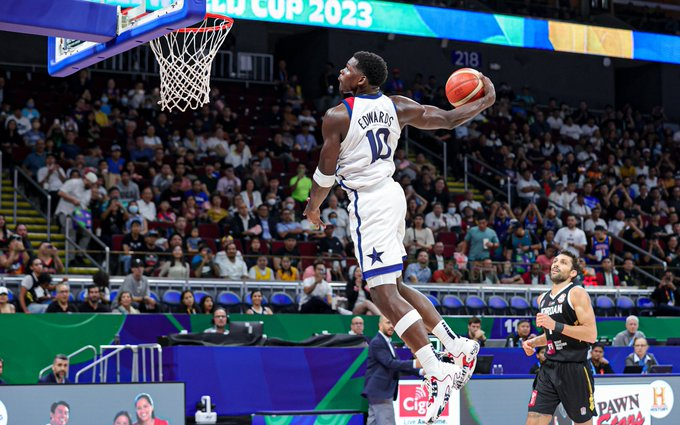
[522,250,598,425]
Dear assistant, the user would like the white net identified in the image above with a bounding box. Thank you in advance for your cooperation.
[150,15,233,112]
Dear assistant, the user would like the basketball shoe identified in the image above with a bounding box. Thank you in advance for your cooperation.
[440,337,480,388]
[422,361,463,424]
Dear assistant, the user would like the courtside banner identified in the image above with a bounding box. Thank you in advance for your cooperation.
[595,384,653,425]
[394,380,460,425]
[93,0,680,65]
[0,383,184,425]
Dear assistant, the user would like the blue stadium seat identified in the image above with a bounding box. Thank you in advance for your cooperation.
[6,289,15,303]
[110,290,119,304]
[78,289,87,302]
[245,292,268,306]
[595,295,616,316]
[637,297,656,316]
[441,295,464,315]
[162,289,182,307]
[465,295,486,315]
[270,292,296,313]
[193,290,211,305]
[149,291,160,303]
[510,296,531,315]
[531,296,540,313]
[426,294,441,311]
[217,291,242,313]
[487,295,508,314]
[616,296,635,316]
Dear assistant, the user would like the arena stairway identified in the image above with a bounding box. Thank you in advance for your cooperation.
[2,175,100,275]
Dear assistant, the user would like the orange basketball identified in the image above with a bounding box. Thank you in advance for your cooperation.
[445,68,484,107]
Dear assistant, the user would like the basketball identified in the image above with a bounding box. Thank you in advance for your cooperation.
[445,68,484,107]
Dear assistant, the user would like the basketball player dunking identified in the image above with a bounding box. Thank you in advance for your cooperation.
[303,52,495,422]
[522,250,598,425]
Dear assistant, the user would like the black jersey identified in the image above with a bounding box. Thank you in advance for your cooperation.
[539,282,590,362]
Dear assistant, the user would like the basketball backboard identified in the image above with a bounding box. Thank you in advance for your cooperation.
[0,1,207,76]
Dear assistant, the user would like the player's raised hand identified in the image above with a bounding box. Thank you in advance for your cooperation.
[536,312,556,331]
[522,338,536,356]
[303,198,325,229]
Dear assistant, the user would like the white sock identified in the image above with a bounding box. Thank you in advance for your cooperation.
[432,320,460,353]
[415,344,441,376]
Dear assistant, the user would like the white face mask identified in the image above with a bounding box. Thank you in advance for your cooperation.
[267,199,276,206]
[448,208,456,214]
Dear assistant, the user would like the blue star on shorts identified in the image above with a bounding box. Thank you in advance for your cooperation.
[367,247,384,265]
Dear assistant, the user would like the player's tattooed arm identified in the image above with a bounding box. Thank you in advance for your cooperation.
[392,75,496,130]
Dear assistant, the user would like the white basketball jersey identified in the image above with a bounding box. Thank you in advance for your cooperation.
[336,93,401,191]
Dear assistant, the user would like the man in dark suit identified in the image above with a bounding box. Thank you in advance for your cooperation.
[624,337,658,373]
[363,316,422,425]
[229,203,260,242]
[39,354,70,384]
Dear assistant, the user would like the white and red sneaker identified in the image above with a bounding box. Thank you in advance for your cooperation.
[441,338,479,388]
[422,361,463,424]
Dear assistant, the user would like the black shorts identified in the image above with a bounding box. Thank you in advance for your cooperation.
[528,359,596,423]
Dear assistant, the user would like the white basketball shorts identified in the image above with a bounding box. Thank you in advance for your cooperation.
[344,179,407,287]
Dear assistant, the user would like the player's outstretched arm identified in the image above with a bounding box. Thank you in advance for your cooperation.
[536,287,597,343]
[393,75,496,130]
[304,105,347,227]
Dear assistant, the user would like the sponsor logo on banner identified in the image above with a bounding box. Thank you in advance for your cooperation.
[394,380,459,425]
[596,384,651,425]
[649,380,674,419]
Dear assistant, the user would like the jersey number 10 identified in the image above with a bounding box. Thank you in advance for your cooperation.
[366,128,392,164]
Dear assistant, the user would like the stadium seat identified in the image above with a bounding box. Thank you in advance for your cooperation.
[244,292,268,306]
[636,297,656,316]
[426,294,441,312]
[487,295,508,314]
[441,294,464,315]
[616,296,635,316]
[198,223,221,239]
[110,290,119,304]
[666,338,680,346]
[465,295,486,315]
[510,296,531,315]
[78,289,87,302]
[193,290,211,305]
[162,289,182,307]
[149,291,160,303]
[270,292,296,313]
[217,291,242,313]
[595,295,616,316]
[437,232,457,245]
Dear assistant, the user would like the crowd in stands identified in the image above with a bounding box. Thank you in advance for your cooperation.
[0,48,679,315]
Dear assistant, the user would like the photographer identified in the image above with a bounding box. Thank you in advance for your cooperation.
[0,235,30,275]
[191,244,220,278]
[651,270,680,316]
[37,241,64,274]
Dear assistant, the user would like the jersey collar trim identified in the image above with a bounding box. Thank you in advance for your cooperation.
[356,91,382,99]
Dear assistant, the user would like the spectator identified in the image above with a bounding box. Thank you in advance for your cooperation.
[458,190,482,213]
[403,214,435,256]
[78,285,110,313]
[159,246,190,279]
[37,154,67,199]
[100,187,128,238]
[117,258,157,313]
[618,258,641,287]
[215,242,248,280]
[113,291,140,315]
[0,287,15,314]
[586,225,610,265]
[38,354,69,384]
[140,230,163,276]
[404,250,432,283]
[216,165,241,199]
[523,262,547,285]
[424,202,450,236]
[299,261,334,314]
[285,163,311,203]
[463,215,499,263]
[651,271,680,316]
[117,170,140,203]
[349,316,367,339]
[529,346,547,375]
[6,108,31,135]
[92,270,111,304]
[248,255,274,281]
[612,315,646,347]
[553,214,587,255]
[36,241,64,274]
[276,255,299,281]
[46,283,79,313]
[199,296,214,316]
[22,139,47,177]
[498,261,524,284]
[548,181,569,214]
[254,204,276,242]
[429,242,446,272]
[192,244,220,278]
[624,337,658,373]
[121,220,144,274]
[276,208,303,240]
[176,290,199,314]
[137,187,157,223]
[160,177,185,214]
[294,123,317,151]
[584,208,607,236]
[185,179,210,209]
[152,164,174,197]
[595,258,620,287]
[0,235,30,275]
[587,342,614,375]
[14,223,34,257]
[462,317,486,347]
[55,172,97,263]
[505,319,535,347]
[245,290,273,315]
[432,260,462,284]
[107,144,126,175]
[204,307,229,333]
[317,224,346,280]
[478,258,499,284]
[517,170,542,205]
[18,258,51,313]
[345,266,380,315]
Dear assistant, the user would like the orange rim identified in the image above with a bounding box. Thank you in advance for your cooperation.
[176,14,233,33]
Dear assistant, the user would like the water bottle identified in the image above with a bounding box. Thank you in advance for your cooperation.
[492,364,504,375]
[497,364,504,375]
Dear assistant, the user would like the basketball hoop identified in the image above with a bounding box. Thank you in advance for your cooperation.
[150,14,233,112]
